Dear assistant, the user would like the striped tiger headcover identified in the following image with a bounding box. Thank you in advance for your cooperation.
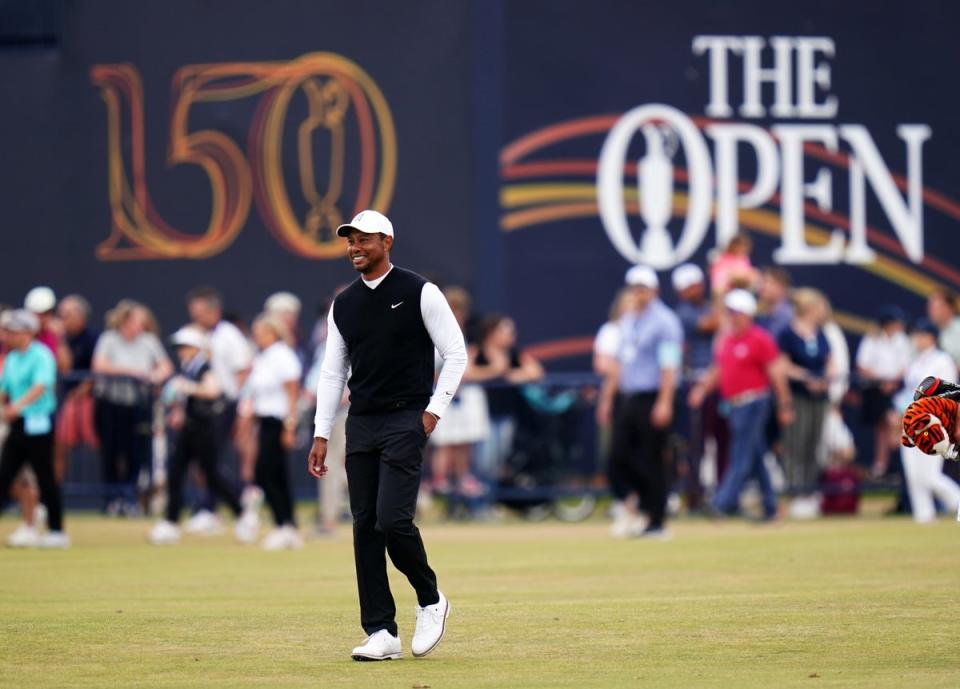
[901,395,959,460]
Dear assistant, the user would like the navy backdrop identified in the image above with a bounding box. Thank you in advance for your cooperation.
[1,0,959,366]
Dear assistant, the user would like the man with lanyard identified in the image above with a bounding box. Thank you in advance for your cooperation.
[597,265,683,539]
[308,210,467,661]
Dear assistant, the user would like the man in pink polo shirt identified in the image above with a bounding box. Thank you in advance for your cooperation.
[689,289,793,520]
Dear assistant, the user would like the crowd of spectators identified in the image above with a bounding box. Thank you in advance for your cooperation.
[1,242,957,547]
[594,234,960,536]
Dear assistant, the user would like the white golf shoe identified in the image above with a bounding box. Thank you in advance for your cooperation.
[351,629,402,661]
[184,510,223,535]
[37,531,70,549]
[7,523,39,548]
[411,591,450,657]
[148,520,182,545]
[261,526,303,551]
[234,511,260,544]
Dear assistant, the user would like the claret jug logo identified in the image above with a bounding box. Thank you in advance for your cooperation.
[91,53,396,260]
[501,36,959,286]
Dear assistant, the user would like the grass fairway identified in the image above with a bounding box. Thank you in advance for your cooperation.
[1,513,958,689]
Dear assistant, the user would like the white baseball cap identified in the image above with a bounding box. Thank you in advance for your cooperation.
[336,210,394,238]
[671,263,705,292]
[724,289,758,317]
[264,291,302,315]
[25,286,56,314]
[4,309,40,333]
[625,265,659,289]
[170,325,209,350]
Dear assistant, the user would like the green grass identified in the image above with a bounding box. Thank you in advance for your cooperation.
[1,510,959,689]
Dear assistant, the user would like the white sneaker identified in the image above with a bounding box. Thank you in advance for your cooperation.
[261,526,303,551]
[148,520,181,545]
[241,486,264,512]
[234,511,261,544]
[351,629,402,661]
[34,503,48,531]
[411,591,450,657]
[37,531,70,549]
[7,523,39,548]
[184,510,223,535]
[788,496,821,520]
[282,525,304,549]
[610,512,646,539]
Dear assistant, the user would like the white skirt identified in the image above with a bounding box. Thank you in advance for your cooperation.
[430,384,490,446]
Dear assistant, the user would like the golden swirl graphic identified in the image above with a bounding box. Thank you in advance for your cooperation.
[90,53,397,260]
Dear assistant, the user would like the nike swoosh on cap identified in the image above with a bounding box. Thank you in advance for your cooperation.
[391,302,403,309]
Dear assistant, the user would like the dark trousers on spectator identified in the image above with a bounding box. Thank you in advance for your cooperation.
[255,417,295,526]
[196,401,240,513]
[165,418,242,523]
[781,395,829,495]
[610,392,669,530]
[346,409,439,636]
[0,419,63,531]
[94,399,152,506]
[606,393,631,501]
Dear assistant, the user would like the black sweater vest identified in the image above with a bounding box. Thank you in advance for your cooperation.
[333,267,434,414]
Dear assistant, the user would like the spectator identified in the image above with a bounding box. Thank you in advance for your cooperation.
[303,286,350,535]
[428,287,489,503]
[709,234,758,294]
[0,308,42,546]
[594,287,640,528]
[264,291,305,364]
[92,300,173,515]
[148,326,260,545]
[597,265,683,538]
[820,296,850,407]
[24,286,71,372]
[895,319,960,523]
[756,267,794,340]
[185,286,255,534]
[856,305,911,477]
[54,295,100,482]
[689,290,793,521]
[671,263,721,512]
[243,313,303,550]
[926,288,960,365]
[777,288,833,519]
[471,314,544,492]
[0,310,68,548]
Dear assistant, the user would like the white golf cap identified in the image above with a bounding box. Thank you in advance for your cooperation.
[170,325,209,350]
[336,210,394,238]
[625,265,659,289]
[264,291,302,315]
[24,286,56,314]
[4,309,40,333]
[724,289,758,317]
[671,263,705,292]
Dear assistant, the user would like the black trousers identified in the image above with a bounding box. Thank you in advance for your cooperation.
[165,418,242,523]
[0,418,63,531]
[196,401,241,513]
[255,417,295,527]
[346,409,439,636]
[94,398,152,505]
[610,392,669,529]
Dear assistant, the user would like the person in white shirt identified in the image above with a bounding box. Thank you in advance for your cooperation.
[895,319,960,523]
[243,313,303,551]
[185,286,256,533]
[855,306,912,476]
[308,210,467,662]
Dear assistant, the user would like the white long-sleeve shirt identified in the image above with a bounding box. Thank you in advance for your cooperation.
[313,267,468,439]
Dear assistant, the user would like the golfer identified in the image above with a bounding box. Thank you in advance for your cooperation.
[308,210,467,661]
